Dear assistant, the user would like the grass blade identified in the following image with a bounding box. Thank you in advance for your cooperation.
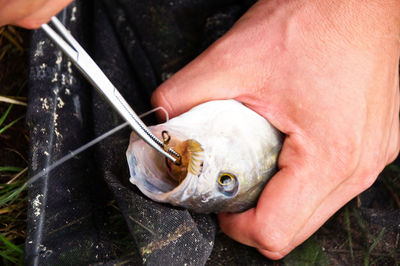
[7,26,23,44]
[0,43,11,61]
[0,234,23,254]
[345,206,355,265]
[0,96,27,106]
[0,104,13,126]
[7,167,28,184]
[0,183,26,208]
[1,29,23,52]
[0,233,23,264]
[364,225,387,266]
[0,166,23,172]
[0,251,19,264]
[368,228,386,254]
[0,115,24,134]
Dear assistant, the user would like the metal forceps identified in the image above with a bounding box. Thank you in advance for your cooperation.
[41,16,180,164]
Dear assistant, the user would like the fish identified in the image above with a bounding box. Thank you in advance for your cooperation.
[126,100,283,213]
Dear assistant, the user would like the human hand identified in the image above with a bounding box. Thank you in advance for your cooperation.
[0,0,73,29]
[152,0,400,259]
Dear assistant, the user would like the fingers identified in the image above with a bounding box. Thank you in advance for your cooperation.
[152,54,237,119]
[218,128,392,260]
[150,0,277,120]
[0,0,73,28]
[150,30,258,119]
[19,0,73,28]
[257,166,380,259]
[218,134,359,259]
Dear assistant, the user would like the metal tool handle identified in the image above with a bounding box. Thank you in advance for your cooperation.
[41,17,180,163]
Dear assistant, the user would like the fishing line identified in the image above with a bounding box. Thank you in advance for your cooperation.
[27,106,169,186]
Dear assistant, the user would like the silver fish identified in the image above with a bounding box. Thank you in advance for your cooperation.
[126,100,283,213]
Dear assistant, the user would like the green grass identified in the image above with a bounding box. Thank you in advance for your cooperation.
[283,238,329,266]
[0,124,27,266]
[0,25,28,265]
[0,166,23,172]
[0,172,27,265]
[0,180,26,208]
[0,231,23,265]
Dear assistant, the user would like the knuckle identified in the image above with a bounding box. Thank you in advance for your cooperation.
[358,172,378,191]
[151,85,174,114]
[150,89,163,106]
[258,248,287,260]
[355,161,382,192]
[253,229,291,252]
[251,215,292,252]
[362,168,381,190]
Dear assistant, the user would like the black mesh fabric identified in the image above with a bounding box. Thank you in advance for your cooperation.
[25,0,274,265]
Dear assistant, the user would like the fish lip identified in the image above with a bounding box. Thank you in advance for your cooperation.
[128,160,200,205]
[126,128,201,205]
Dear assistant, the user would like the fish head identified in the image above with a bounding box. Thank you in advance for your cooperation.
[126,100,283,213]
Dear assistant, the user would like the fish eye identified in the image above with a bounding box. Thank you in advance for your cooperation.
[218,174,234,186]
[217,172,238,197]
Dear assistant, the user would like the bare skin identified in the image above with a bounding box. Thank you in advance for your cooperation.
[152,0,400,259]
[0,0,72,28]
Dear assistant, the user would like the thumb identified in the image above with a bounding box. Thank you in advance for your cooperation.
[151,45,243,119]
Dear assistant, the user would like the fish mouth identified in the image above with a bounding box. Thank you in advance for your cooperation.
[126,128,203,203]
